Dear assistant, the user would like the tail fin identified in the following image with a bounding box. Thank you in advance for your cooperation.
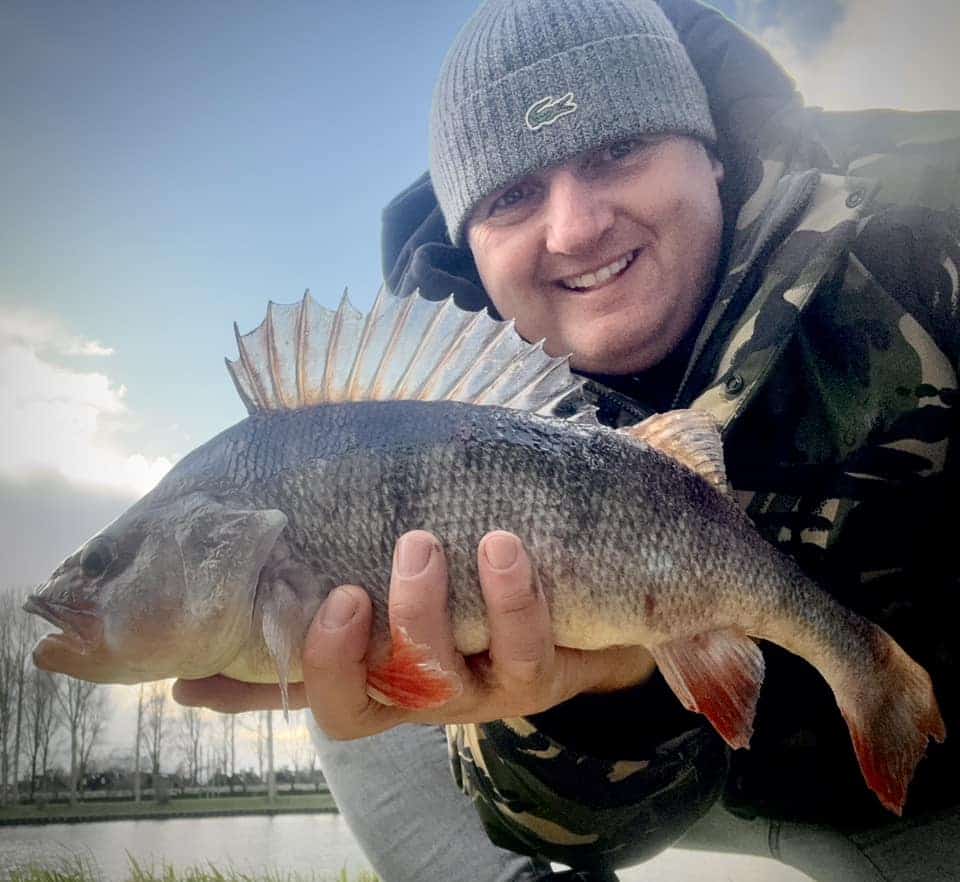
[835,628,946,815]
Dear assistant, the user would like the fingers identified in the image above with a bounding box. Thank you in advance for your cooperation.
[303,531,466,738]
[180,532,562,732]
[172,676,306,714]
[478,531,554,692]
[177,530,655,737]
[387,531,462,677]
[475,532,653,711]
[301,583,401,739]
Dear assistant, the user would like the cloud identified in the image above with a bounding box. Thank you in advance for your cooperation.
[1,307,115,357]
[722,0,846,53]
[0,308,172,496]
[755,0,960,111]
[0,471,137,585]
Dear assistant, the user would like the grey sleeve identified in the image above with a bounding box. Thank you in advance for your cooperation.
[308,719,551,882]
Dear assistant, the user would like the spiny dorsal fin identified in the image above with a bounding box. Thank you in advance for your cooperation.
[618,409,728,493]
[226,288,595,421]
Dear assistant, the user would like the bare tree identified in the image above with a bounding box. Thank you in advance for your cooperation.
[309,746,326,793]
[55,677,108,804]
[10,607,35,804]
[77,686,109,783]
[0,593,19,805]
[178,706,204,785]
[228,714,236,784]
[217,713,237,792]
[145,682,168,776]
[23,669,58,799]
[266,710,276,803]
[0,590,34,805]
[256,712,266,783]
[133,685,144,802]
[288,720,313,791]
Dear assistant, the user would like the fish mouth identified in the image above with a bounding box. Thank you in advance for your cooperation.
[23,595,104,655]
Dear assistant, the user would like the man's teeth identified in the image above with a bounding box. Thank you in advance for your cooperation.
[562,252,636,290]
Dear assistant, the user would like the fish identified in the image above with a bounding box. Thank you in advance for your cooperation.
[23,288,945,816]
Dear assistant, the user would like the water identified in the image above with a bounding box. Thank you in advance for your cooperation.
[0,814,812,881]
[0,814,373,880]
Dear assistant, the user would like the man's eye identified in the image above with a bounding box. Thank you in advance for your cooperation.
[490,182,535,215]
[606,139,638,161]
[579,140,644,175]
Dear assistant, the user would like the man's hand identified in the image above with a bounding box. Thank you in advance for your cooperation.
[173,530,656,738]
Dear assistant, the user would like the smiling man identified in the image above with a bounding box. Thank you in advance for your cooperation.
[175,0,960,880]
[465,135,725,374]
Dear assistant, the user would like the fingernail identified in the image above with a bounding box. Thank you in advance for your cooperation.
[397,533,433,578]
[483,532,518,571]
[319,587,358,629]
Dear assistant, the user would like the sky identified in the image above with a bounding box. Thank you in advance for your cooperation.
[2,0,958,772]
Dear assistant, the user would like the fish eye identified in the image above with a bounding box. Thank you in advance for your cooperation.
[80,536,117,578]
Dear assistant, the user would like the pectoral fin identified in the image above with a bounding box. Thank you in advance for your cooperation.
[650,627,765,749]
[260,578,306,720]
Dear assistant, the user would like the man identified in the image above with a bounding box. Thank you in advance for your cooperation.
[175,0,959,879]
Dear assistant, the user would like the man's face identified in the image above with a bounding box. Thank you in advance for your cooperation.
[466,135,724,375]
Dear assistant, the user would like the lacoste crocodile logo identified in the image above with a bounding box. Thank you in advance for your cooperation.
[524,92,578,131]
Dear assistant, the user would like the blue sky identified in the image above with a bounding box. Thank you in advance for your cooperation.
[3,1,481,462]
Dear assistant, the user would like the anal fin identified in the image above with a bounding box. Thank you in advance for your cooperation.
[650,627,765,749]
[367,625,462,709]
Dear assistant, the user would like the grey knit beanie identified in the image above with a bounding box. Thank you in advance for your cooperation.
[430,0,716,246]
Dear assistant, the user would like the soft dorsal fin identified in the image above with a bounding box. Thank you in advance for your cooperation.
[618,409,728,493]
[226,288,596,421]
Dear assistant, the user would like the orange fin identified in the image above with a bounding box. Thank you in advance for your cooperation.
[366,625,462,709]
[618,409,728,494]
[650,627,765,749]
[836,633,947,815]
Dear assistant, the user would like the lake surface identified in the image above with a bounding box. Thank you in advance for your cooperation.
[0,814,812,881]
[0,814,372,880]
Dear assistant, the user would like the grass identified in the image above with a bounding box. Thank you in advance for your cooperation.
[8,855,379,882]
[0,793,338,824]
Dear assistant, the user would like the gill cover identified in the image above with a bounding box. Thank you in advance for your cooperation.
[173,499,288,612]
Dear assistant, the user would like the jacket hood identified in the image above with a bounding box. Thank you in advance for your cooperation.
[380,0,824,311]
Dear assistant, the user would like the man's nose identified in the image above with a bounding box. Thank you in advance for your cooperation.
[543,169,614,255]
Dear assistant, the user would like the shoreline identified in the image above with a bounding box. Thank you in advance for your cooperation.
[0,793,339,827]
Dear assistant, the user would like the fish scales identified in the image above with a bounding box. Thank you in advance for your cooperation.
[159,399,799,656]
[25,291,945,815]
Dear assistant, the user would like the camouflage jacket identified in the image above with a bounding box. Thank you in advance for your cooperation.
[381,0,959,870]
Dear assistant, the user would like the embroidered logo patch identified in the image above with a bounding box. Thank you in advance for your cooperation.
[524,92,578,131]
